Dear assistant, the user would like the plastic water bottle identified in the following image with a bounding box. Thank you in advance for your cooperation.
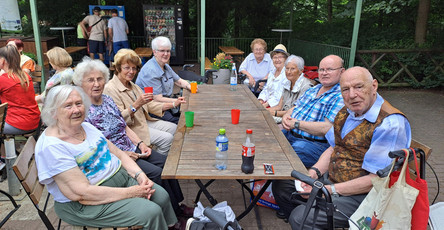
[215,128,228,170]
[230,63,237,91]
[241,129,255,174]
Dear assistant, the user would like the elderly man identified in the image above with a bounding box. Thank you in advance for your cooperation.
[281,55,345,168]
[136,36,188,124]
[274,66,411,229]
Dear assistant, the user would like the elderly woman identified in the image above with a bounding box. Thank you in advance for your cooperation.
[36,46,74,103]
[6,38,35,75]
[267,55,313,124]
[258,44,289,108]
[73,58,191,217]
[239,38,275,88]
[35,85,177,229]
[104,49,180,155]
[0,45,40,134]
[135,36,188,124]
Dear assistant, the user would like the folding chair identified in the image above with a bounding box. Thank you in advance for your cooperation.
[290,140,431,230]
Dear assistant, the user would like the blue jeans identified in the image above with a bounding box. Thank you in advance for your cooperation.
[113,40,130,56]
[282,129,330,168]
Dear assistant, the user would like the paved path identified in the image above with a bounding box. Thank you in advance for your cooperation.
[1,88,442,229]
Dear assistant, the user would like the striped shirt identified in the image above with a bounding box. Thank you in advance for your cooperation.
[291,83,344,141]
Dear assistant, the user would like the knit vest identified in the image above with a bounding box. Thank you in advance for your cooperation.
[328,100,405,183]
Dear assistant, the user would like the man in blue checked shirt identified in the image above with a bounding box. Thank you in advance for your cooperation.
[281,55,345,168]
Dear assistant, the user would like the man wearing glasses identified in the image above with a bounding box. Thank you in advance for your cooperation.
[281,55,345,168]
[136,36,188,124]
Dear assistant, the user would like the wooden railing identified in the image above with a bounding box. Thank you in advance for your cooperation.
[356,49,444,87]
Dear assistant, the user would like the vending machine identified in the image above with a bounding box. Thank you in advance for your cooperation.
[143,5,184,65]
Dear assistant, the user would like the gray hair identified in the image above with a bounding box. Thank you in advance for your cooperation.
[151,36,172,51]
[41,85,91,127]
[72,57,109,86]
[285,55,305,71]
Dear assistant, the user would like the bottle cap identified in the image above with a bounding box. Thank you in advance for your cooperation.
[219,128,226,135]
[246,129,253,134]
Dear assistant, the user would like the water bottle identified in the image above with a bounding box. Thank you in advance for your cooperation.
[230,63,237,91]
[215,128,228,170]
[241,129,255,174]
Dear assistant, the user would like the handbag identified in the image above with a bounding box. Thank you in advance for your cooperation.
[349,149,419,230]
[389,148,429,230]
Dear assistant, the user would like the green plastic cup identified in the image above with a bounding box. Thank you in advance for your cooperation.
[185,111,194,127]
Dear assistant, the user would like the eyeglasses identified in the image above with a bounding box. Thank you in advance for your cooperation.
[253,48,265,52]
[318,67,343,73]
[156,49,171,54]
[122,66,138,72]
[84,77,105,84]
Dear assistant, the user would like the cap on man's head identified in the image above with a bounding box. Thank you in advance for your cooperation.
[93,6,101,12]
[270,44,289,58]
[111,9,118,14]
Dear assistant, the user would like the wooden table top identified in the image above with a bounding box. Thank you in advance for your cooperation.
[219,46,245,56]
[135,47,153,58]
[162,84,307,180]
[64,46,87,54]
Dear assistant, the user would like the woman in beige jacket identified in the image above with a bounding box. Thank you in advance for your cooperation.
[103,49,185,155]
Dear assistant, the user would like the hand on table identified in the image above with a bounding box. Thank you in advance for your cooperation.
[175,97,186,106]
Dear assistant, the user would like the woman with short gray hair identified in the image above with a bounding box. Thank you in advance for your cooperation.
[267,55,314,124]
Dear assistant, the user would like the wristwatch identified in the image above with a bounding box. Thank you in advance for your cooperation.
[130,105,137,113]
[293,120,300,130]
[330,184,339,197]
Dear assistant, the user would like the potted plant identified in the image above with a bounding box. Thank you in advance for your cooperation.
[210,52,233,84]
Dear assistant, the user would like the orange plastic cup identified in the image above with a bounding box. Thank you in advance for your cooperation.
[190,82,197,94]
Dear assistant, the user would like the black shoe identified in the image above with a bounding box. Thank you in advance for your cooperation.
[276,210,286,219]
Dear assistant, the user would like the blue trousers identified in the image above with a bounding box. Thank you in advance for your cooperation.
[282,129,330,168]
[113,40,130,56]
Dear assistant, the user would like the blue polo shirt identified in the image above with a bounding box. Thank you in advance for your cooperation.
[136,57,180,97]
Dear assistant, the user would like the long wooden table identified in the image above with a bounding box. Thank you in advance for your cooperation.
[162,84,307,220]
[219,46,245,56]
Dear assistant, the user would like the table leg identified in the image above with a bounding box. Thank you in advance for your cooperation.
[235,180,272,221]
[61,30,66,48]
[194,179,218,206]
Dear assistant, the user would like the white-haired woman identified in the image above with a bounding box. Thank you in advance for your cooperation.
[35,85,177,229]
[267,55,314,124]
[135,36,188,124]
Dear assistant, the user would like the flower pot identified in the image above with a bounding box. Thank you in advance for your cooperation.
[212,69,231,84]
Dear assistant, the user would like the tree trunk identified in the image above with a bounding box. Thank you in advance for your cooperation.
[327,0,332,22]
[313,0,318,17]
[415,0,431,45]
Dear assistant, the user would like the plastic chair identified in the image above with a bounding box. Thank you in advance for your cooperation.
[429,202,444,230]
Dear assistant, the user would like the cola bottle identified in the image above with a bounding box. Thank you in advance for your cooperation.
[241,129,255,174]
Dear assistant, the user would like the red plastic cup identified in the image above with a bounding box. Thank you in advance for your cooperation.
[231,109,240,124]
[144,87,153,93]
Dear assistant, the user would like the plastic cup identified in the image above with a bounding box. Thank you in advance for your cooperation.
[231,109,240,124]
[185,111,195,127]
[190,82,197,94]
[144,87,153,93]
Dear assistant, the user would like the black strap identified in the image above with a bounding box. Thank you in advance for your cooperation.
[90,17,103,28]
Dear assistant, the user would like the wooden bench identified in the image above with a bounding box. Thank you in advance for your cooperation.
[204,57,212,70]
[218,46,244,56]
[64,46,87,55]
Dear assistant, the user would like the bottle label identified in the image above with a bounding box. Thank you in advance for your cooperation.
[242,145,255,157]
[216,141,228,152]
[230,76,237,85]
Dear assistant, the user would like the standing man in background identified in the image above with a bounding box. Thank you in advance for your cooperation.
[79,6,107,61]
[108,8,129,58]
